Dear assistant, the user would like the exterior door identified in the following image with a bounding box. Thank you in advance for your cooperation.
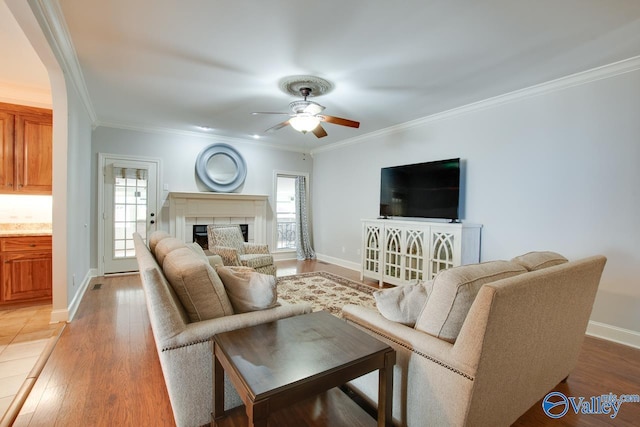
[102,157,158,274]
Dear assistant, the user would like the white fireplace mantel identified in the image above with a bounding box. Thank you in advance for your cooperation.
[168,192,269,243]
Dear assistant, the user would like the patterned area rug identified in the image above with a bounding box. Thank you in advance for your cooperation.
[277,271,377,316]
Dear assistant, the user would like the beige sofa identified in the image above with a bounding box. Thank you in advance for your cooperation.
[133,231,312,427]
[343,253,607,426]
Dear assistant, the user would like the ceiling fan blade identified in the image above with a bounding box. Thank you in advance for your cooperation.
[312,124,328,138]
[251,112,290,115]
[265,120,290,133]
[320,115,360,128]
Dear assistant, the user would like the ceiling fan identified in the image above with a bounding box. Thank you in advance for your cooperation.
[252,87,360,138]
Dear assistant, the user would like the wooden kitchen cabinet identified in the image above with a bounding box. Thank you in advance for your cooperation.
[0,235,52,304]
[0,102,52,194]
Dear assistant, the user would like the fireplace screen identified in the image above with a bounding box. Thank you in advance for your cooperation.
[192,224,248,249]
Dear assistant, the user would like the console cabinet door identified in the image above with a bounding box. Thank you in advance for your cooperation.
[382,225,428,286]
[428,227,460,279]
[362,222,382,282]
[402,227,427,282]
[1,251,53,302]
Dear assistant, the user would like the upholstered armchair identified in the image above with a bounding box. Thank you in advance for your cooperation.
[207,225,276,276]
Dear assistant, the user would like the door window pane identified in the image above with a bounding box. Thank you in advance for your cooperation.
[276,176,296,250]
[113,166,149,259]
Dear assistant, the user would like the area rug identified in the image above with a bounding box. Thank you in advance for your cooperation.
[277,271,377,316]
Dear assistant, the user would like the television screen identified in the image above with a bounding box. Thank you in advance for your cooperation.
[379,158,461,220]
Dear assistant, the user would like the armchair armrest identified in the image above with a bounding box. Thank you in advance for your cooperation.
[208,245,242,266]
[342,304,477,378]
[243,243,271,255]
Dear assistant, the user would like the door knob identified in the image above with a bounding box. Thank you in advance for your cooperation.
[150,220,155,224]
[150,213,155,217]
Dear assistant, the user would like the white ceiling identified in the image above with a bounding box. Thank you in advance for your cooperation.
[4,1,640,150]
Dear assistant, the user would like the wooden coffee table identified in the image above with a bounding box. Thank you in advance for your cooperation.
[212,310,396,427]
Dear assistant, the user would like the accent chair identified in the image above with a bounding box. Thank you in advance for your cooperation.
[207,225,276,276]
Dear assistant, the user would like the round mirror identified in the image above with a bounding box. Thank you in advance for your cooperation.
[206,153,237,184]
[195,143,247,192]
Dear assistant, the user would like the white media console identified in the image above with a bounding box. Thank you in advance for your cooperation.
[361,219,482,287]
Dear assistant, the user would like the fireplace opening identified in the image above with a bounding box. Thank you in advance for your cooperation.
[193,224,248,250]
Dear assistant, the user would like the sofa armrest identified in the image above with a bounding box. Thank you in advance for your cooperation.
[161,303,313,351]
[243,243,271,255]
[342,304,476,378]
[208,246,242,266]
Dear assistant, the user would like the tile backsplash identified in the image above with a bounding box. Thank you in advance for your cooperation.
[0,195,52,223]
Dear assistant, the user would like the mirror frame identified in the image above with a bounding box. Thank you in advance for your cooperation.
[195,143,247,192]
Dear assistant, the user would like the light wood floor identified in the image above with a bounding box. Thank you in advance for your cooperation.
[13,260,640,426]
[0,304,60,421]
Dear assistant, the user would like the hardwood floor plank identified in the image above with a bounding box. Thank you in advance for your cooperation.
[15,260,640,426]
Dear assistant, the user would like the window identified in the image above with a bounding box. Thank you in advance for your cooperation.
[275,175,297,250]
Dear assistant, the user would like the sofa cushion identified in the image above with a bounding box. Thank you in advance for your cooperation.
[163,247,234,322]
[415,260,527,343]
[155,237,186,266]
[216,266,278,313]
[148,230,171,255]
[511,251,568,271]
[240,253,274,269]
[374,280,431,327]
[186,242,224,268]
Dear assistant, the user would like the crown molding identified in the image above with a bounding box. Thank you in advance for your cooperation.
[28,0,97,124]
[311,55,640,155]
[94,120,310,154]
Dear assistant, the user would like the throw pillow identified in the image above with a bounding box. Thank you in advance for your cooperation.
[216,266,278,313]
[414,260,527,343]
[163,247,234,322]
[374,280,431,327]
[511,251,568,271]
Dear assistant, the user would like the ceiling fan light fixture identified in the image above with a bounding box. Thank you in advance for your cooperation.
[289,115,320,133]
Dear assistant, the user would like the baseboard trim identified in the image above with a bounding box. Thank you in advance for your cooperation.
[273,251,298,261]
[51,268,97,323]
[315,253,360,272]
[586,320,640,350]
[49,308,68,324]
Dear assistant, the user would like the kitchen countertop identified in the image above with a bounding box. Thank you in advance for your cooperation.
[0,223,52,237]
[0,230,52,237]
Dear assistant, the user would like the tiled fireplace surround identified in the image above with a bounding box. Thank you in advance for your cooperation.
[168,192,269,246]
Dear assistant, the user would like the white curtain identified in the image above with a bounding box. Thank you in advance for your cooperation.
[295,176,316,260]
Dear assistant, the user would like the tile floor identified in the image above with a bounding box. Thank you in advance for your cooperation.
[0,304,58,420]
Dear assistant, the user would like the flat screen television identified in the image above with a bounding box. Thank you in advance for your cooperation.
[379,158,461,220]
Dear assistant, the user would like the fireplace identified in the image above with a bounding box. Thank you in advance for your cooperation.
[169,192,268,245]
[192,224,248,250]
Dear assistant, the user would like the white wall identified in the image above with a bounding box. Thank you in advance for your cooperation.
[312,66,640,335]
[64,81,92,308]
[90,127,313,266]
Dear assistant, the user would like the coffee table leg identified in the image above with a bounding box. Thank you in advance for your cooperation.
[246,400,268,427]
[378,350,396,427]
[213,343,225,420]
